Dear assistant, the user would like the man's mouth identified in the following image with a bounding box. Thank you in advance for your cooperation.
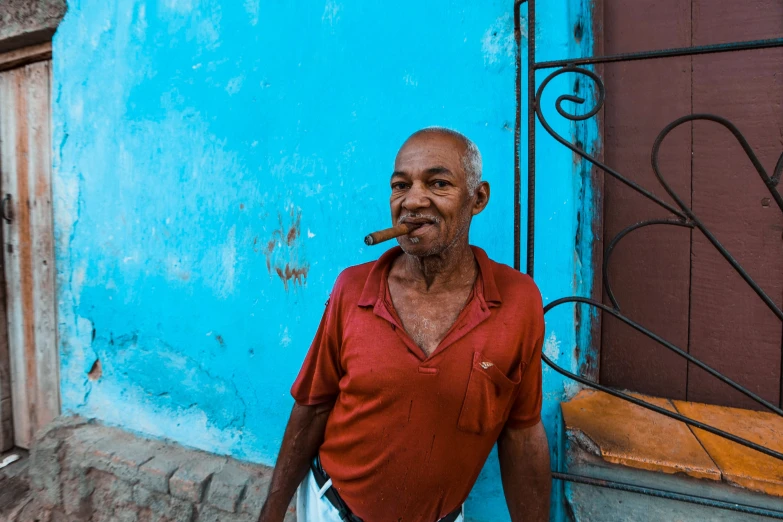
[403,221,436,236]
[398,215,440,239]
[401,216,439,226]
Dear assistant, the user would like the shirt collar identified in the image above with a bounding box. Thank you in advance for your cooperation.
[358,245,502,308]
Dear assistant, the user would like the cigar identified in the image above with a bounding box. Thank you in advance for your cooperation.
[364,223,414,246]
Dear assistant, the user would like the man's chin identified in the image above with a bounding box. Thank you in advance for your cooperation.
[397,239,444,257]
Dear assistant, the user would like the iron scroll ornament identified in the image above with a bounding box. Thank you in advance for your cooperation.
[533,65,783,461]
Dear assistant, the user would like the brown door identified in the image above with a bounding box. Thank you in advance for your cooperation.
[0,49,59,449]
[599,0,783,409]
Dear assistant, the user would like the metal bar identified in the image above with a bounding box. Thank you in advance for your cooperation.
[651,114,783,322]
[526,0,536,276]
[533,37,783,70]
[534,66,689,219]
[602,219,694,310]
[513,0,522,272]
[553,472,783,520]
[654,113,783,215]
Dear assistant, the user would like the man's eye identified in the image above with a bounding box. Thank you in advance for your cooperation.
[391,182,409,190]
[432,180,450,188]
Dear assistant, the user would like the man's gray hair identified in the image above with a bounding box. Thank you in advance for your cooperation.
[418,127,483,194]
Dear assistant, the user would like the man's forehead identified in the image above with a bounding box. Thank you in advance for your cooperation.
[394,132,467,168]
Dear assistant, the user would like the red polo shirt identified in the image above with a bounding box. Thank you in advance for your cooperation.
[291,246,544,522]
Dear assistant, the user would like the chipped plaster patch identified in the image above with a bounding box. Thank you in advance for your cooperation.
[226,75,244,95]
[544,331,561,360]
[69,97,84,125]
[90,17,113,49]
[244,0,260,26]
[195,12,222,50]
[163,0,197,14]
[567,428,602,457]
[280,326,291,348]
[166,253,193,282]
[131,4,148,41]
[72,263,87,306]
[218,226,237,298]
[85,334,247,432]
[87,359,102,381]
[481,14,515,68]
[60,316,96,410]
[82,380,243,456]
[322,0,342,26]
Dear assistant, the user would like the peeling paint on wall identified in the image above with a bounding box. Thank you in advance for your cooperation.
[242,0,260,26]
[263,207,309,290]
[322,1,342,26]
[482,14,516,69]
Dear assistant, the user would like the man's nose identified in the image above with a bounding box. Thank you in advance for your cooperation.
[401,182,431,211]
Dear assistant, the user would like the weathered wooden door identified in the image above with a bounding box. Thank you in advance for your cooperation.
[0,50,59,449]
[599,0,783,409]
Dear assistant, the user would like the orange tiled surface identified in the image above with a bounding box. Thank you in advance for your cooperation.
[561,389,721,480]
[673,400,783,498]
[562,389,783,498]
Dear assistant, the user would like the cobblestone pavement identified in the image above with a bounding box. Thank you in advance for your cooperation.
[0,450,33,521]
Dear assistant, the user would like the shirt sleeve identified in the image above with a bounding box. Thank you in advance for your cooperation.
[290,288,344,406]
[504,320,545,430]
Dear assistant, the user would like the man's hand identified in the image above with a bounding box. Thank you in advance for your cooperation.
[258,401,334,522]
[497,420,551,522]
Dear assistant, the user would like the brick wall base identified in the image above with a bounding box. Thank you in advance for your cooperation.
[27,416,295,522]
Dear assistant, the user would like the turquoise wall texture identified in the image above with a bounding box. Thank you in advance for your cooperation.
[52,1,596,520]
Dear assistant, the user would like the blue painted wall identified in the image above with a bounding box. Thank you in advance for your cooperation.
[52,1,596,520]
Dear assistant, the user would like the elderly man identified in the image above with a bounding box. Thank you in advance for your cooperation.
[259,128,550,522]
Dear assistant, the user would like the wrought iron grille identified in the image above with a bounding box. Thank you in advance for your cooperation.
[514,0,783,518]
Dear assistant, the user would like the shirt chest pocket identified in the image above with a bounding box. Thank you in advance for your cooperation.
[457,352,522,435]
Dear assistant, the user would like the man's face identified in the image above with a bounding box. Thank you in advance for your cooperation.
[390,132,484,257]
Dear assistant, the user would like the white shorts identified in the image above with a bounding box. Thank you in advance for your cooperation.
[296,469,465,522]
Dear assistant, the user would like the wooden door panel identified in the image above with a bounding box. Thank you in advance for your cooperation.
[0,60,58,448]
[600,0,783,408]
[600,0,693,399]
[688,0,783,408]
[603,0,692,53]
[692,0,783,44]
[0,67,27,447]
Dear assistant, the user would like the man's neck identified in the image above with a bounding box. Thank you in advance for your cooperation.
[396,241,477,292]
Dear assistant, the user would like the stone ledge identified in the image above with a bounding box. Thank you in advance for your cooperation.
[674,400,783,498]
[561,389,783,498]
[27,416,296,522]
[562,389,783,521]
[562,389,721,481]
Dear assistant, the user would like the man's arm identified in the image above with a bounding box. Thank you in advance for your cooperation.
[258,401,335,522]
[497,420,551,522]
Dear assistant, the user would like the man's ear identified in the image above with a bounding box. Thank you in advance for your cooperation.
[472,181,490,216]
